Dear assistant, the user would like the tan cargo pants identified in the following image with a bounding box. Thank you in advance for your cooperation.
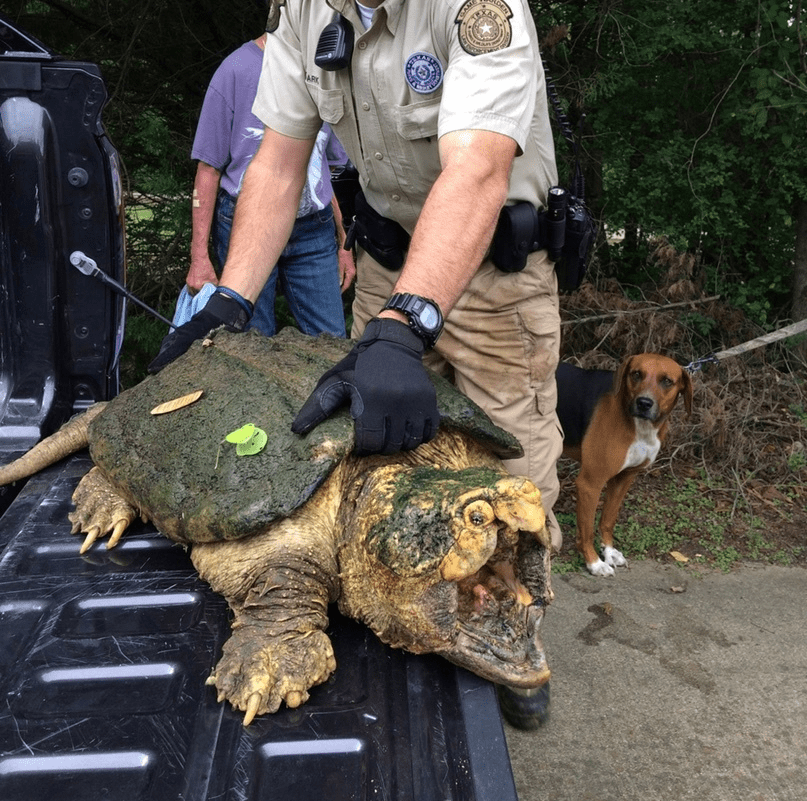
[351,248,563,551]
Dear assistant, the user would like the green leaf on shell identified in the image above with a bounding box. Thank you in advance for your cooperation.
[236,427,268,456]
[225,424,256,444]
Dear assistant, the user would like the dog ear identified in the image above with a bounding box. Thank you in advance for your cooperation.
[614,355,636,396]
[679,368,694,417]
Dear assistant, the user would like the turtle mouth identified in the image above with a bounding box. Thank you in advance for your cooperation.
[441,545,551,688]
[431,477,551,686]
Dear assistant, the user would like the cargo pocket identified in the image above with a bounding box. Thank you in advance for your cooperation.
[516,305,560,416]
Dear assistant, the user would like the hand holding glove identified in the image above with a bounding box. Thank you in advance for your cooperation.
[292,318,440,455]
[148,287,253,374]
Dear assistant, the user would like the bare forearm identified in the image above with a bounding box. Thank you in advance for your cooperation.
[188,163,222,288]
[190,163,220,259]
[382,129,516,319]
[220,129,314,303]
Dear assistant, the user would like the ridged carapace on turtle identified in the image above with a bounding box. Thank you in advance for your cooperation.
[0,328,552,724]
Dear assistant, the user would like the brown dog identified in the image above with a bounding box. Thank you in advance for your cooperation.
[556,354,693,576]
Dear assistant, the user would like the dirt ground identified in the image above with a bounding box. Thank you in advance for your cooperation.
[555,252,807,573]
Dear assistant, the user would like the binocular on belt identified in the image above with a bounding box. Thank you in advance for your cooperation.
[343,185,596,292]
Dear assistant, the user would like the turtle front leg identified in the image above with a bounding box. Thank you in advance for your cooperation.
[191,519,340,725]
[69,467,140,553]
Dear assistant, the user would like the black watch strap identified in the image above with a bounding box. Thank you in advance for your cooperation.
[383,292,444,348]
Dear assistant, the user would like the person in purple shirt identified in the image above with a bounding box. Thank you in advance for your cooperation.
[186,32,354,337]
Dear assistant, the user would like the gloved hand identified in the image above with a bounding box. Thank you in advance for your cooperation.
[148,288,253,374]
[292,318,440,456]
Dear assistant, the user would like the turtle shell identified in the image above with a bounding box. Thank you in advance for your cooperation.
[89,327,522,544]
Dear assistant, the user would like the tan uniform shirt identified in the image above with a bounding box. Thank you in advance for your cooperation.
[253,0,558,233]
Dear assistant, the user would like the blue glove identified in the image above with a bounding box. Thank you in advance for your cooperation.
[148,287,253,374]
[292,318,440,455]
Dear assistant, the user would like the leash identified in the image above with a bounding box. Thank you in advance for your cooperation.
[684,317,807,373]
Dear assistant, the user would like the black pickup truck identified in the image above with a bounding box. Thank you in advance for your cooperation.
[0,15,519,800]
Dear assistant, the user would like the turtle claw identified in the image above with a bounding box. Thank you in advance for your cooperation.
[80,528,101,554]
[69,467,138,552]
[243,692,262,726]
[284,690,303,709]
[210,626,335,723]
[107,519,128,549]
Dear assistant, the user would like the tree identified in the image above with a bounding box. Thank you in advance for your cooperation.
[532,0,807,325]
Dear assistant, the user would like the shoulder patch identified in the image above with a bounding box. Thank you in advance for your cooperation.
[455,0,513,56]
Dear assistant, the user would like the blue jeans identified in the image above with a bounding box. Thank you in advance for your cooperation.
[212,190,346,337]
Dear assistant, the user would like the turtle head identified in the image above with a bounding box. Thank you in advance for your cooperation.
[336,464,552,688]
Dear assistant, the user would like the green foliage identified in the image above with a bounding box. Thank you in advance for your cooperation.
[531,0,806,322]
[119,312,169,388]
[787,450,806,472]
[9,0,807,372]
[554,473,801,574]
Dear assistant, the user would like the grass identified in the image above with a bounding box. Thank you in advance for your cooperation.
[551,466,807,574]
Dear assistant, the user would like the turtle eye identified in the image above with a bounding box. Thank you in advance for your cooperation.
[464,500,495,528]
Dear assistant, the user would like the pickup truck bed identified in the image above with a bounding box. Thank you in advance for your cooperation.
[0,455,517,800]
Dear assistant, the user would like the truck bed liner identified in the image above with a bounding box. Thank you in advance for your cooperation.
[0,456,518,800]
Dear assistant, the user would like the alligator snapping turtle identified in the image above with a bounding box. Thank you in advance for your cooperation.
[0,328,552,724]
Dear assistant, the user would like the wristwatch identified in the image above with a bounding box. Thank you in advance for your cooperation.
[382,293,444,348]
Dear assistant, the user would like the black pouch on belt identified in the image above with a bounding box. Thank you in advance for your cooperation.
[491,191,595,291]
[344,191,411,271]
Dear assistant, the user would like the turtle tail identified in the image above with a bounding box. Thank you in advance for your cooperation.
[0,402,108,486]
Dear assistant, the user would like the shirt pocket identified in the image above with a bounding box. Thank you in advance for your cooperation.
[315,88,347,125]
[310,87,361,168]
[392,96,441,140]
[388,97,442,197]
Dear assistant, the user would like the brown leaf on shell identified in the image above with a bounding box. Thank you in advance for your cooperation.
[150,390,204,416]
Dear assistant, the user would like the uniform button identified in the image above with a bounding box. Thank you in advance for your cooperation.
[362,101,370,111]
[358,41,367,50]
[374,152,384,160]
[391,194,401,201]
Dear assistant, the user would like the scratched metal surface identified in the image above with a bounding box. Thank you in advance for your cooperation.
[0,455,517,801]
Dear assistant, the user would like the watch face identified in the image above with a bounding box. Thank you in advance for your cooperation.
[385,293,443,345]
[418,303,441,331]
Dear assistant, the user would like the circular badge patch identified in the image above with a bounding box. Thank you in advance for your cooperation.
[404,51,444,94]
[455,0,513,56]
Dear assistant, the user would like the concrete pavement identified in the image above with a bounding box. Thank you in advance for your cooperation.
[504,561,807,801]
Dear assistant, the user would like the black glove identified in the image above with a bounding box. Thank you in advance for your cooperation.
[292,318,440,456]
[147,288,253,374]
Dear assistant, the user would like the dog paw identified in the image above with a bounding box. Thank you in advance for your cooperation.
[603,546,627,568]
[586,559,615,577]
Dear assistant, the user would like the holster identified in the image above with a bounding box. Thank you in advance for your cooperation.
[330,162,360,231]
[344,190,410,271]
